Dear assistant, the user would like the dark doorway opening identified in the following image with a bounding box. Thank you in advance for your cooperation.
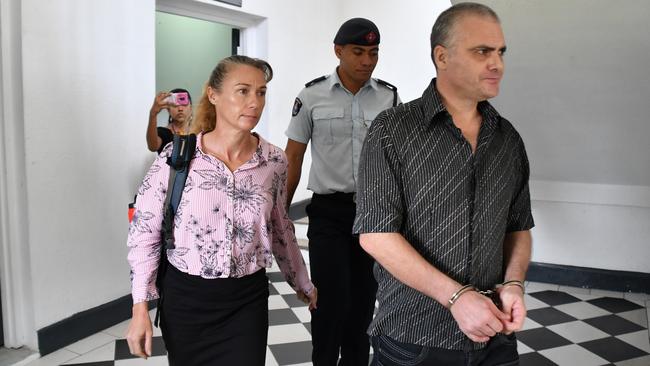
[231,28,240,55]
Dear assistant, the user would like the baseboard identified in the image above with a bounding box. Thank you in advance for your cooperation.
[527,262,650,293]
[37,296,157,356]
[288,199,309,221]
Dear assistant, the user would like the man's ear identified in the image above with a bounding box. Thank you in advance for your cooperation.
[433,44,448,70]
[334,44,343,59]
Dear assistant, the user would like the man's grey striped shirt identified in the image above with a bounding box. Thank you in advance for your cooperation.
[353,78,534,350]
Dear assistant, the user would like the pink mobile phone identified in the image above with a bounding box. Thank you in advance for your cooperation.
[166,92,190,106]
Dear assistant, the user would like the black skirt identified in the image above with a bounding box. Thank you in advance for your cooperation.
[160,264,269,366]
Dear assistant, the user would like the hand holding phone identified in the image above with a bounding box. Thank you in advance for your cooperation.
[165,92,190,106]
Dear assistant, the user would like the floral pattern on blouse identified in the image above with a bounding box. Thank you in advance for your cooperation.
[127,133,313,304]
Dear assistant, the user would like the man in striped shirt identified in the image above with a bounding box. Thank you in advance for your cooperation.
[353,3,534,365]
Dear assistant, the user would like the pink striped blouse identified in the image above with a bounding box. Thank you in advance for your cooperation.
[127,132,313,304]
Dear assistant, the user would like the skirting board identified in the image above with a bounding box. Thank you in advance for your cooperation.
[527,262,650,294]
[37,295,129,356]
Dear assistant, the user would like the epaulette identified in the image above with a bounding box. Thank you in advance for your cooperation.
[305,75,327,88]
[375,78,399,107]
[375,78,396,91]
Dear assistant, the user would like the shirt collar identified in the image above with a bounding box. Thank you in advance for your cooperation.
[329,68,377,91]
[250,133,269,165]
[422,78,501,129]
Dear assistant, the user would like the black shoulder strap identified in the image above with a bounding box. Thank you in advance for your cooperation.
[165,134,196,214]
[154,133,196,327]
[375,78,399,107]
[305,75,327,88]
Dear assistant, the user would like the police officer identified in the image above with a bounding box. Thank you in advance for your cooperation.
[284,18,400,366]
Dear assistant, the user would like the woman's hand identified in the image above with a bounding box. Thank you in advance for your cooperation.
[297,287,318,311]
[125,302,153,359]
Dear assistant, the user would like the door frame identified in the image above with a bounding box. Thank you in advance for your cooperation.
[156,0,267,59]
[0,0,38,350]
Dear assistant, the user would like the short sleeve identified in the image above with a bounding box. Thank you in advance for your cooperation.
[506,138,535,232]
[285,89,312,144]
[157,127,173,154]
[353,111,404,234]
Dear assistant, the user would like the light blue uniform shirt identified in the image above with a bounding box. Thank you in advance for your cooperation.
[285,69,399,194]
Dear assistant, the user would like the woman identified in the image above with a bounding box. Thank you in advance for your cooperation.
[127,56,317,365]
[146,88,193,154]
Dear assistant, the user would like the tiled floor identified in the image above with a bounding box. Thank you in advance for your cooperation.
[14,242,650,365]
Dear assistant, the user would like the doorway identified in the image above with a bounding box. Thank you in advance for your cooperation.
[155,11,238,126]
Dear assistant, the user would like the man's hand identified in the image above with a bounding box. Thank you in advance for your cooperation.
[498,285,526,334]
[126,303,153,359]
[449,290,509,343]
[150,92,170,116]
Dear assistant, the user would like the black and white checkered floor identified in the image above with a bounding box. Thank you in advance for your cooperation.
[24,252,650,366]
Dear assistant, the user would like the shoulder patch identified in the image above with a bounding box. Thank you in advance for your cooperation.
[292,97,303,117]
[305,75,327,88]
[375,78,397,91]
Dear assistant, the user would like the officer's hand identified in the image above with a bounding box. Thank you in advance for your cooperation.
[126,303,153,359]
[449,290,508,343]
[498,285,526,334]
[297,287,318,311]
[150,92,171,115]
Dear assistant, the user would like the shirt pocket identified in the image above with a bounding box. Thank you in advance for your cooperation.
[312,108,345,145]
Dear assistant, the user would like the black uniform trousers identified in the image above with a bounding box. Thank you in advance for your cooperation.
[307,192,378,366]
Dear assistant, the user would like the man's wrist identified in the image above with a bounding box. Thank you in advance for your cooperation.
[447,284,477,308]
[496,279,525,294]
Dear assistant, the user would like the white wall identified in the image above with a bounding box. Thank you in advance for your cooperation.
[20,0,155,332]
[474,0,650,274]
[342,0,450,103]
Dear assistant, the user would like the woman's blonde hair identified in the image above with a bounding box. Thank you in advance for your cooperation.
[191,55,273,134]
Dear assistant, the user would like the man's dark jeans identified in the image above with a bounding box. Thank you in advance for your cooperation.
[370,333,519,366]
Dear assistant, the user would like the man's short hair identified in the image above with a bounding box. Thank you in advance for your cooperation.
[430,2,500,67]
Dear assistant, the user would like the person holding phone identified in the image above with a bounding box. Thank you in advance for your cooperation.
[127,56,317,365]
[146,88,192,154]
